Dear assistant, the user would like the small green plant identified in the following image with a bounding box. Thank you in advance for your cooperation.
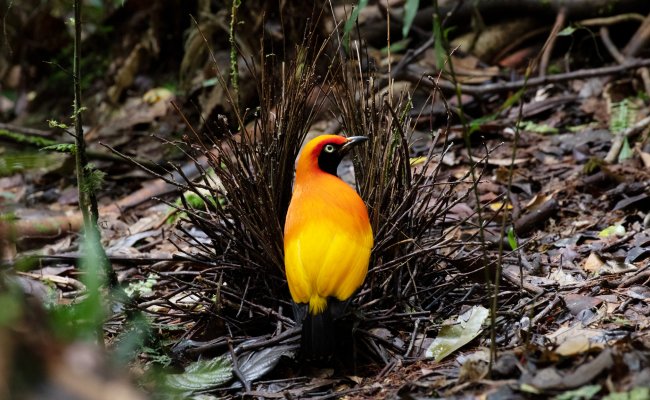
[609,98,638,162]
[41,143,77,154]
[0,129,57,147]
[342,0,369,53]
[518,121,558,134]
[507,227,518,251]
[432,3,446,69]
[49,228,106,341]
[124,274,159,297]
[81,164,106,195]
[609,98,635,134]
[402,0,419,38]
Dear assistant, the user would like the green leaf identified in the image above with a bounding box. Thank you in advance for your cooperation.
[469,114,497,134]
[469,88,525,136]
[0,129,56,147]
[520,383,542,394]
[618,136,633,161]
[425,305,489,362]
[598,224,625,238]
[557,26,576,36]
[202,77,219,88]
[603,387,650,400]
[554,385,601,400]
[41,143,77,154]
[342,0,369,54]
[165,356,233,394]
[47,119,69,130]
[519,121,558,134]
[609,99,635,135]
[82,165,106,193]
[432,11,445,69]
[402,0,419,38]
[500,87,525,110]
[507,226,518,251]
[73,106,88,119]
[124,273,158,297]
[380,38,411,55]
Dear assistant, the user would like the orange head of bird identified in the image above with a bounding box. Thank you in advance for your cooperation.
[295,135,369,179]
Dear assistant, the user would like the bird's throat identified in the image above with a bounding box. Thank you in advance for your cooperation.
[317,151,343,176]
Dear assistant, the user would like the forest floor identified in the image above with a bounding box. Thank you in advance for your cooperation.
[1,1,650,399]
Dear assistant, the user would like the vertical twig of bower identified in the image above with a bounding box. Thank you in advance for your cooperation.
[229,0,241,113]
[72,0,116,289]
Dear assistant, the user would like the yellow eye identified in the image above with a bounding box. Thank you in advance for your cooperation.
[324,144,335,153]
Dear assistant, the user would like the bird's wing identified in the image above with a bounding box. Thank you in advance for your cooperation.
[316,228,371,301]
[284,234,314,304]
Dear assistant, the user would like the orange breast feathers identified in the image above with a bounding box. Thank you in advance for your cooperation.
[284,135,373,315]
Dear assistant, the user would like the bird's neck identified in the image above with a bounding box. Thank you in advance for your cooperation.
[295,165,335,185]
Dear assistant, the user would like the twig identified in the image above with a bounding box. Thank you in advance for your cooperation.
[539,7,567,77]
[531,295,561,326]
[600,27,626,64]
[228,0,240,112]
[228,340,251,392]
[357,329,405,354]
[623,11,650,58]
[617,264,650,288]
[410,58,650,97]
[31,254,180,265]
[580,13,646,26]
[220,289,296,327]
[17,271,86,291]
[309,385,380,400]
[415,0,650,27]
[600,25,650,98]
[404,317,423,357]
[513,198,560,236]
[501,267,544,295]
[620,11,650,98]
[234,327,301,355]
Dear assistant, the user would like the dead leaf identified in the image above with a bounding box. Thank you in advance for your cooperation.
[583,252,606,273]
[562,294,603,316]
[546,326,606,356]
[425,306,489,362]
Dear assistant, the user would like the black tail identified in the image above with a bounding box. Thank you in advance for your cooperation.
[294,299,352,361]
[302,310,335,359]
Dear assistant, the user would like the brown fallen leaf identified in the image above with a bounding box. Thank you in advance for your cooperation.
[562,294,603,316]
[546,325,606,356]
[583,252,606,273]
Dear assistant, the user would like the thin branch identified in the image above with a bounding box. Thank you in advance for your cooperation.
[539,7,567,77]
[407,58,650,97]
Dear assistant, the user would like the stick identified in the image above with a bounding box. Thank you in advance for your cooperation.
[539,7,567,77]
[623,11,650,58]
[406,58,650,97]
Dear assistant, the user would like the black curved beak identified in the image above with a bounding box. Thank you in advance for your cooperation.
[340,136,369,154]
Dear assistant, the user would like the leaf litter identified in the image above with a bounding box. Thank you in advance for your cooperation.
[2,1,650,399]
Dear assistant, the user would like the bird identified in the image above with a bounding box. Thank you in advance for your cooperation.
[284,134,373,358]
